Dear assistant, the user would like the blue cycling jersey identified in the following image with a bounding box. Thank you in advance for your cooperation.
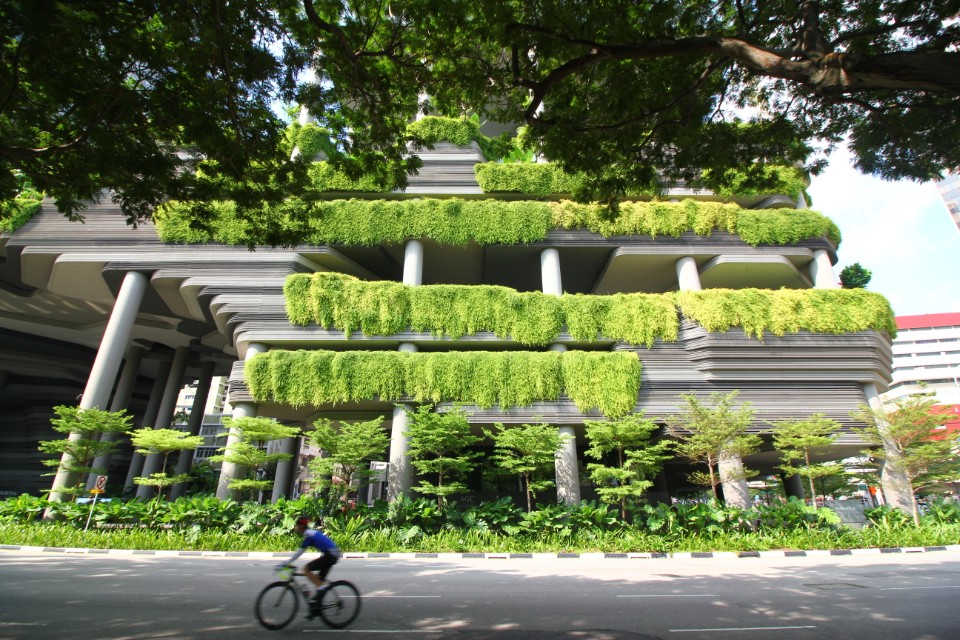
[300,528,339,554]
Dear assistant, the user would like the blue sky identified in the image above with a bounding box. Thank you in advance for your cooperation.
[806,145,960,318]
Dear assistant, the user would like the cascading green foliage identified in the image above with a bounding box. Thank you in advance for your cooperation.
[287,123,337,159]
[306,162,396,192]
[561,293,679,346]
[675,288,898,339]
[477,163,808,199]
[284,273,895,345]
[155,197,840,249]
[155,197,553,246]
[736,208,842,247]
[475,162,585,196]
[406,115,482,148]
[0,191,43,234]
[552,199,840,247]
[284,272,678,347]
[244,349,641,418]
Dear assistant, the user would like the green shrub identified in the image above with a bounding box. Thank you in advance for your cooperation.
[475,162,585,196]
[0,191,43,234]
[306,162,396,192]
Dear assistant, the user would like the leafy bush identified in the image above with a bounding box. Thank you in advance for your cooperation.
[0,191,43,234]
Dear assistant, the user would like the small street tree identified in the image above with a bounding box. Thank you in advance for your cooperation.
[129,428,205,500]
[209,417,301,502]
[583,412,673,522]
[39,406,133,500]
[839,263,873,289]
[852,392,960,525]
[404,405,481,510]
[770,413,844,509]
[485,422,564,513]
[665,391,761,506]
[310,416,390,508]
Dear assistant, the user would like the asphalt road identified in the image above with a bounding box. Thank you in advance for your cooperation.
[1,549,959,640]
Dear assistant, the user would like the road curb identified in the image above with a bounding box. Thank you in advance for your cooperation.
[3,543,959,559]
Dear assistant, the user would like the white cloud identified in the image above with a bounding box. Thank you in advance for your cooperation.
[807,145,960,316]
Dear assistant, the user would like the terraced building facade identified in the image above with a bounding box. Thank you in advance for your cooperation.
[0,132,896,507]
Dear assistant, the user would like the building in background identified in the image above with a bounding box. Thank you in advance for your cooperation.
[935,172,960,231]
[884,313,960,408]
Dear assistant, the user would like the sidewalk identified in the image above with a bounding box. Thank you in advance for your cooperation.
[4,543,960,559]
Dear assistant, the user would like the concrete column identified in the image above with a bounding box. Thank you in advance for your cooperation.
[123,358,171,493]
[388,342,417,501]
[403,239,424,286]
[547,343,580,505]
[86,345,146,490]
[556,425,580,505]
[216,343,267,500]
[49,271,148,502]
[781,472,805,501]
[169,361,216,499]
[718,448,751,509]
[271,436,298,502]
[540,248,562,295]
[863,382,915,514]
[810,249,839,289]
[136,346,191,500]
[675,256,702,291]
[386,242,423,502]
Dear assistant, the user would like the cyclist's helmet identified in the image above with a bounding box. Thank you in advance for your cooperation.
[295,516,311,526]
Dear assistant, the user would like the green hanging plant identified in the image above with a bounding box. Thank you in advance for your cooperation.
[675,288,897,339]
[244,349,641,418]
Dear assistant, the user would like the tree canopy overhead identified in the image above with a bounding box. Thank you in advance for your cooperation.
[3,0,959,227]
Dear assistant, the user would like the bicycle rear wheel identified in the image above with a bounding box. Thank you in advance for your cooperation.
[316,580,361,629]
[255,581,299,630]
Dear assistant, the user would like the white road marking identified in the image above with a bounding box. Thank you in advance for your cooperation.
[670,626,816,633]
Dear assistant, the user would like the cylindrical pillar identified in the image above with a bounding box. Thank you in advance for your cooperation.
[136,346,191,500]
[403,240,424,286]
[675,256,702,291]
[782,472,805,501]
[216,343,267,500]
[863,382,914,514]
[123,358,171,493]
[169,362,216,499]
[388,343,417,501]
[718,448,751,509]
[540,248,562,296]
[49,271,148,502]
[86,345,146,490]
[271,437,298,502]
[556,425,580,505]
[810,249,839,289]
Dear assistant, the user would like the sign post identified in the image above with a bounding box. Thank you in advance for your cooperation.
[84,476,107,532]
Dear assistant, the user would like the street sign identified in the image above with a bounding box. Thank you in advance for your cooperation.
[95,475,107,491]
[90,488,104,495]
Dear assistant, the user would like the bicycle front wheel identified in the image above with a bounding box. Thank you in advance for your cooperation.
[255,581,299,630]
[316,580,361,629]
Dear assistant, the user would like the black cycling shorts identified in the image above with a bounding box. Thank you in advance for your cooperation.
[306,553,338,579]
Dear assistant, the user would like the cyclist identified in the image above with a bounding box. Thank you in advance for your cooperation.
[277,516,341,602]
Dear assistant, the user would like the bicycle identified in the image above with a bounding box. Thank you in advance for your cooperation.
[254,565,361,630]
